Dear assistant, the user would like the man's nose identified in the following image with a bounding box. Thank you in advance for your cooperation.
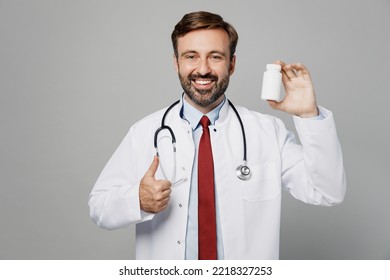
[196,58,211,76]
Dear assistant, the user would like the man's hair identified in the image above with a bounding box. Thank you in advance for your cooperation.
[171,11,239,60]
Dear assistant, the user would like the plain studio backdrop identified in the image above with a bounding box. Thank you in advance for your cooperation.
[0,0,389,260]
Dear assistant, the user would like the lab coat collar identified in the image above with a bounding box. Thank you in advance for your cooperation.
[174,93,231,128]
[216,96,230,126]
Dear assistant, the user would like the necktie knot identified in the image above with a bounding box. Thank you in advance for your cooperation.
[200,116,210,129]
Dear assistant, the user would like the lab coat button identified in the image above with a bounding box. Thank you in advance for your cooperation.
[179,204,182,208]
[177,240,181,245]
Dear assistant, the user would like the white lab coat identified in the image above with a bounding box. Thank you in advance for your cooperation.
[89,99,346,259]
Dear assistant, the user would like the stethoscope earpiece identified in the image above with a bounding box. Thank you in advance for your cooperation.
[236,164,251,181]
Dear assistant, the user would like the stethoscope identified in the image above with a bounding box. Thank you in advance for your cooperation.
[154,99,251,183]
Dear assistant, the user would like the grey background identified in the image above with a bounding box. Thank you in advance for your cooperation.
[1,0,389,259]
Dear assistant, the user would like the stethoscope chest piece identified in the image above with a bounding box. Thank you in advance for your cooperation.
[236,164,251,181]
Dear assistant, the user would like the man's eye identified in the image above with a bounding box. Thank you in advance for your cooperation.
[210,55,223,60]
[185,55,197,60]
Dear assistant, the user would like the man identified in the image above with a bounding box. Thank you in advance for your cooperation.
[89,11,346,260]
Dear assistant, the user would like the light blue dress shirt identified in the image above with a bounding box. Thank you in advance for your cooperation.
[180,96,226,260]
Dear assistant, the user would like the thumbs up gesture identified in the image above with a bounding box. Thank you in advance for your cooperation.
[139,156,172,213]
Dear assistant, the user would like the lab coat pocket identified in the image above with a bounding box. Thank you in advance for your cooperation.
[242,163,280,202]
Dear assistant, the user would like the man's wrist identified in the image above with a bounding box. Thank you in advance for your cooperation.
[297,107,319,118]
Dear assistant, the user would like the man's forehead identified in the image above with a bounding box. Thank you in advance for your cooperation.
[176,29,229,53]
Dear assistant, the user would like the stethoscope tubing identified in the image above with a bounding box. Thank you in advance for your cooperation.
[227,99,247,162]
[154,98,251,181]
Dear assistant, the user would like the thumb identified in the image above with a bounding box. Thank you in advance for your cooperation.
[267,100,284,112]
[144,155,159,179]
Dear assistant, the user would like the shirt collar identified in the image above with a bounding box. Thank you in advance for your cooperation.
[180,95,226,130]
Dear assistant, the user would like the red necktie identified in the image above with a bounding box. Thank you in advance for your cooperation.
[198,116,217,260]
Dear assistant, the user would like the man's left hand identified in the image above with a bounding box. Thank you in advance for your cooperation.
[267,61,319,118]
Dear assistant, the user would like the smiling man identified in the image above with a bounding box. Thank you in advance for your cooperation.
[89,11,346,260]
[175,28,234,112]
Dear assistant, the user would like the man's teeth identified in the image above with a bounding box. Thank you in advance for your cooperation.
[195,80,213,85]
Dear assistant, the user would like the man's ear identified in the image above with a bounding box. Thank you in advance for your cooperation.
[173,54,179,73]
[229,55,236,75]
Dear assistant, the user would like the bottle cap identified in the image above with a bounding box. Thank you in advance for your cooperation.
[266,64,282,71]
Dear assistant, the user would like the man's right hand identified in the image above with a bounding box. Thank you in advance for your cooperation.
[139,156,172,213]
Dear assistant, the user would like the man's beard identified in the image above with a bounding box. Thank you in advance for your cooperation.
[178,72,230,108]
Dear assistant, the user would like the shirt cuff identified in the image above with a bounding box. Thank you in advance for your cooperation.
[297,107,326,121]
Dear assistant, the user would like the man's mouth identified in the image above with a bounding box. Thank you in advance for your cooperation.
[194,79,213,85]
[191,77,217,90]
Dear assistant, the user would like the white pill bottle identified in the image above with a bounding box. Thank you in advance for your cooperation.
[261,64,282,102]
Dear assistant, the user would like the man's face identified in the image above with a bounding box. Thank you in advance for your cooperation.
[174,28,236,110]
